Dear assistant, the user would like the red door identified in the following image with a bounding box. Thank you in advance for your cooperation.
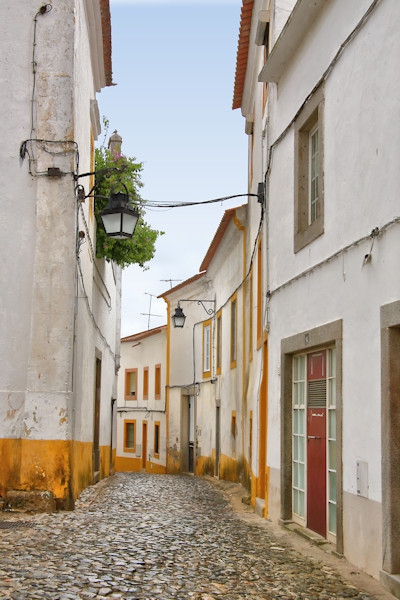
[307,351,327,537]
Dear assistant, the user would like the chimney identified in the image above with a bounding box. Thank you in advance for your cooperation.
[108,130,122,157]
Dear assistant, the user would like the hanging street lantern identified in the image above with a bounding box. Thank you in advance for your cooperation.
[100,186,140,239]
[171,302,186,328]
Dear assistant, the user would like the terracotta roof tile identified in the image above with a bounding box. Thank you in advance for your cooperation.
[100,0,113,86]
[232,0,254,110]
[121,325,167,343]
[199,207,237,272]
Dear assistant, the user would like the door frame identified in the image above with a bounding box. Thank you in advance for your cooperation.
[142,421,147,470]
[380,301,400,581]
[280,320,343,554]
[93,355,102,483]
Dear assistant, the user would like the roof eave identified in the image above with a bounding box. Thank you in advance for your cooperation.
[232,0,255,111]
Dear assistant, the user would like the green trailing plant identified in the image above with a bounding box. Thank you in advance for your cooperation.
[94,130,163,268]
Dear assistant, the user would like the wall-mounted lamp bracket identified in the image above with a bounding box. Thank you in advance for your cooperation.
[172,299,216,328]
[74,165,127,181]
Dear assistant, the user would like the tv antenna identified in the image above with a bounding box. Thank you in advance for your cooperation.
[140,292,163,330]
[160,278,182,289]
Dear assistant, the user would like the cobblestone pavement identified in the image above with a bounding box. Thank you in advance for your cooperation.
[0,473,394,600]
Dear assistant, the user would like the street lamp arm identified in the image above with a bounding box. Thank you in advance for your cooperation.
[179,299,216,316]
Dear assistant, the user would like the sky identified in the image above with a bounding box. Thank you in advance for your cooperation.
[98,0,247,336]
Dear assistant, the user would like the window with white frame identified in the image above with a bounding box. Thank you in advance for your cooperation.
[309,124,319,224]
[294,84,324,252]
[231,296,237,367]
[203,321,211,377]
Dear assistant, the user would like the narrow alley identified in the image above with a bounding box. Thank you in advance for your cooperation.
[0,473,394,600]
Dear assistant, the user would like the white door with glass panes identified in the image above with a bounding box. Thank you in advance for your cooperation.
[292,349,336,540]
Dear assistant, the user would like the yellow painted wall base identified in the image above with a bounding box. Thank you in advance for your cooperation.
[0,438,111,509]
[251,472,257,508]
[114,456,166,474]
[218,454,241,483]
[70,440,94,503]
[146,462,167,474]
[196,455,215,476]
[167,446,181,474]
[114,456,142,472]
[253,465,270,519]
[110,448,116,474]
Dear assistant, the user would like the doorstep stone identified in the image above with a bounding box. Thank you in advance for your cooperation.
[380,570,400,599]
[254,497,265,518]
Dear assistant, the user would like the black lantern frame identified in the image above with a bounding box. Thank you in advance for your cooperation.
[100,185,140,240]
[172,299,216,328]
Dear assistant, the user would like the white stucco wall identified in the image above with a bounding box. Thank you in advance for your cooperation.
[116,328,167,468]
[0,0,119,498]
[266,0,400,497]
[250,0,400,577]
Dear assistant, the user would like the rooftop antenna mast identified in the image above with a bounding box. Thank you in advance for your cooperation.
[160,278,182,289]
[141,292,163,330]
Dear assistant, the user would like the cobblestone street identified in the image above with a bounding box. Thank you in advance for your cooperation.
[0,473,394,600]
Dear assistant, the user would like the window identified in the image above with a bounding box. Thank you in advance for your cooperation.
[262,23,270,115]
[231,411,237,437]
[143,367,149,400]
[203,320,212,378]
[124,368,137,400]
[216,311,222,375]
[294,85,324,253]
[230,296,237,368]
[124,420,136,453]
[155,364,161,399]
[309,124,319,224]
[154,422,160,458]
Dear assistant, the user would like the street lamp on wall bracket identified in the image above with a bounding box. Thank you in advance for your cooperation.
[99,186,140,240]
[75,170,140,239]
[171,299,216,329]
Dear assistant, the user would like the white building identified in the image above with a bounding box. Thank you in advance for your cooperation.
[160,203,266,492]
[116,326,167,474]
[234,0,400,594]
[0,0,119,509]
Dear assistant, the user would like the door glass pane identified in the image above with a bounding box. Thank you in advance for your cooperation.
[299,490,305,517]
[299,462,305,490]
[293,409,299,433]
[293,435,298,460]
[329,470,336,501]
[299,409,305,435]
[328,440,336,470]
[329,502,337,535]
[126,423,134,448]
[328,348,336,375]
[299,435,305,462]
[328,349,336,407]
[293,489,299,514]
[299,355,306,380]
[328,378,336,407]
[329,411,336,439]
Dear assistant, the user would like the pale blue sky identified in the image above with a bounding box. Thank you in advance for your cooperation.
[98,0,247,335]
